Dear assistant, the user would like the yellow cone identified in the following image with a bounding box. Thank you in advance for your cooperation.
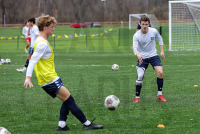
[64,35,69,38]
[157,124,165,128]
[194,85,198,87]
[75,33,79,37]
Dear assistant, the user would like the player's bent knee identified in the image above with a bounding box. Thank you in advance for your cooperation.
[57,86,71,102]
[157,70,163,77]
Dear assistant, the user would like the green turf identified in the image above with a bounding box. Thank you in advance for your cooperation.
[1,25,200,134]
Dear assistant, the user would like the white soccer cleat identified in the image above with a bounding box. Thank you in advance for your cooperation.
[25,48,28,53]
[16,67,26,73]
[16,68,23,72]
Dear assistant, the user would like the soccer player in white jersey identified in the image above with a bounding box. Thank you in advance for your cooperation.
[23,15,103,131]
[17,18,40,72]
[22,22,31,53]
[132,15,167,103]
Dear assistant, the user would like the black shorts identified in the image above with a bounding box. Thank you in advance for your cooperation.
[29,47,33,55]
[42,78,64,98]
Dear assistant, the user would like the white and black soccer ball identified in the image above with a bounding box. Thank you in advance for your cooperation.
[104,95,120,110]
[112,64,119,71]
[0,127,11,134]
[5,59,11,64]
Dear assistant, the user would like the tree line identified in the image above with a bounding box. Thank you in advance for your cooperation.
[0,0,169,24]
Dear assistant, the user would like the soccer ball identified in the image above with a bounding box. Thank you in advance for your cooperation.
[112,64,119,71]
[104,95,120,110]
[0,127,11,134]
[1,59,5,64]
[5,59,11,64]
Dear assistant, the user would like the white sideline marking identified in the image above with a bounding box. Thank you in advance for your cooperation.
[172,54,199,56]
[165,65,200,67]
[9,64,125,68]
[56,65,111,67]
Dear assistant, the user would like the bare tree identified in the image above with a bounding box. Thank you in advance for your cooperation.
[70,0,83,23]
[0,0,170,24]
[0,0,5,24]
[38,0,58,17]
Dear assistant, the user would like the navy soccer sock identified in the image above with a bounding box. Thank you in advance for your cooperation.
[136,85,142,97]
[65,95,87,124]
[157,77,163,91]
[59,102,69,121]
[25,59,29,68]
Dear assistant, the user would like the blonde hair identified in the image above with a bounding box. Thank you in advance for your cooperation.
[37,15,57,31]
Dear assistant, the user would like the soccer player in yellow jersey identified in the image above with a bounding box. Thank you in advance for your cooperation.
[24,15,103,131]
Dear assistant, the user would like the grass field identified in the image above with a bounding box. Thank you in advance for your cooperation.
[1,25,200,134]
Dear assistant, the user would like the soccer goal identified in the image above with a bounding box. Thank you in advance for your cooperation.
[169,1,200,51]
[129,14,161,31]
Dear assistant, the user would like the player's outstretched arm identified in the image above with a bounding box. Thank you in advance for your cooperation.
[24,76,33,88]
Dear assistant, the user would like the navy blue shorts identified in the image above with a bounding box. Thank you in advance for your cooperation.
[42,78,64,98]
[136,55,162,69]
[29,47,33,55]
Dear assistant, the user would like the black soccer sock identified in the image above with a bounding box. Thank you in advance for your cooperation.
[136,85,142,97]
[25,59,29,68]
[59,102,70,121]
[65,95,87,124]
[157,77,163,91]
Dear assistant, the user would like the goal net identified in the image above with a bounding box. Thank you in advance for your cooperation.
[129,14,160,31]
[169,1,200,51]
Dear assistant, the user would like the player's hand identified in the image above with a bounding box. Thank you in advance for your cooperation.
[24,77,33,88]
[136,53,143,64]
[160,52,165,61]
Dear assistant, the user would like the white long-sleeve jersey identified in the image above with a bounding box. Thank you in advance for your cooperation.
[22,26,29,38]
[132,27,163,59]
[30,25,40,47]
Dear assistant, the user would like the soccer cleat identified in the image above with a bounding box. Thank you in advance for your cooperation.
[157,95,167,102]
[57,126,70,131]
[25,48,28,53]
[16,69,24,72]
[133,98,139,103]
[83,119,103,130]
[16,67,26,73]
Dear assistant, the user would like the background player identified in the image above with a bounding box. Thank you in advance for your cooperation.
[132,15,166,103]
[17,18,40,72]
[22,22,31,53]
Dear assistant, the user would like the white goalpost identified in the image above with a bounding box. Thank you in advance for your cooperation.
[169,0,200,51]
